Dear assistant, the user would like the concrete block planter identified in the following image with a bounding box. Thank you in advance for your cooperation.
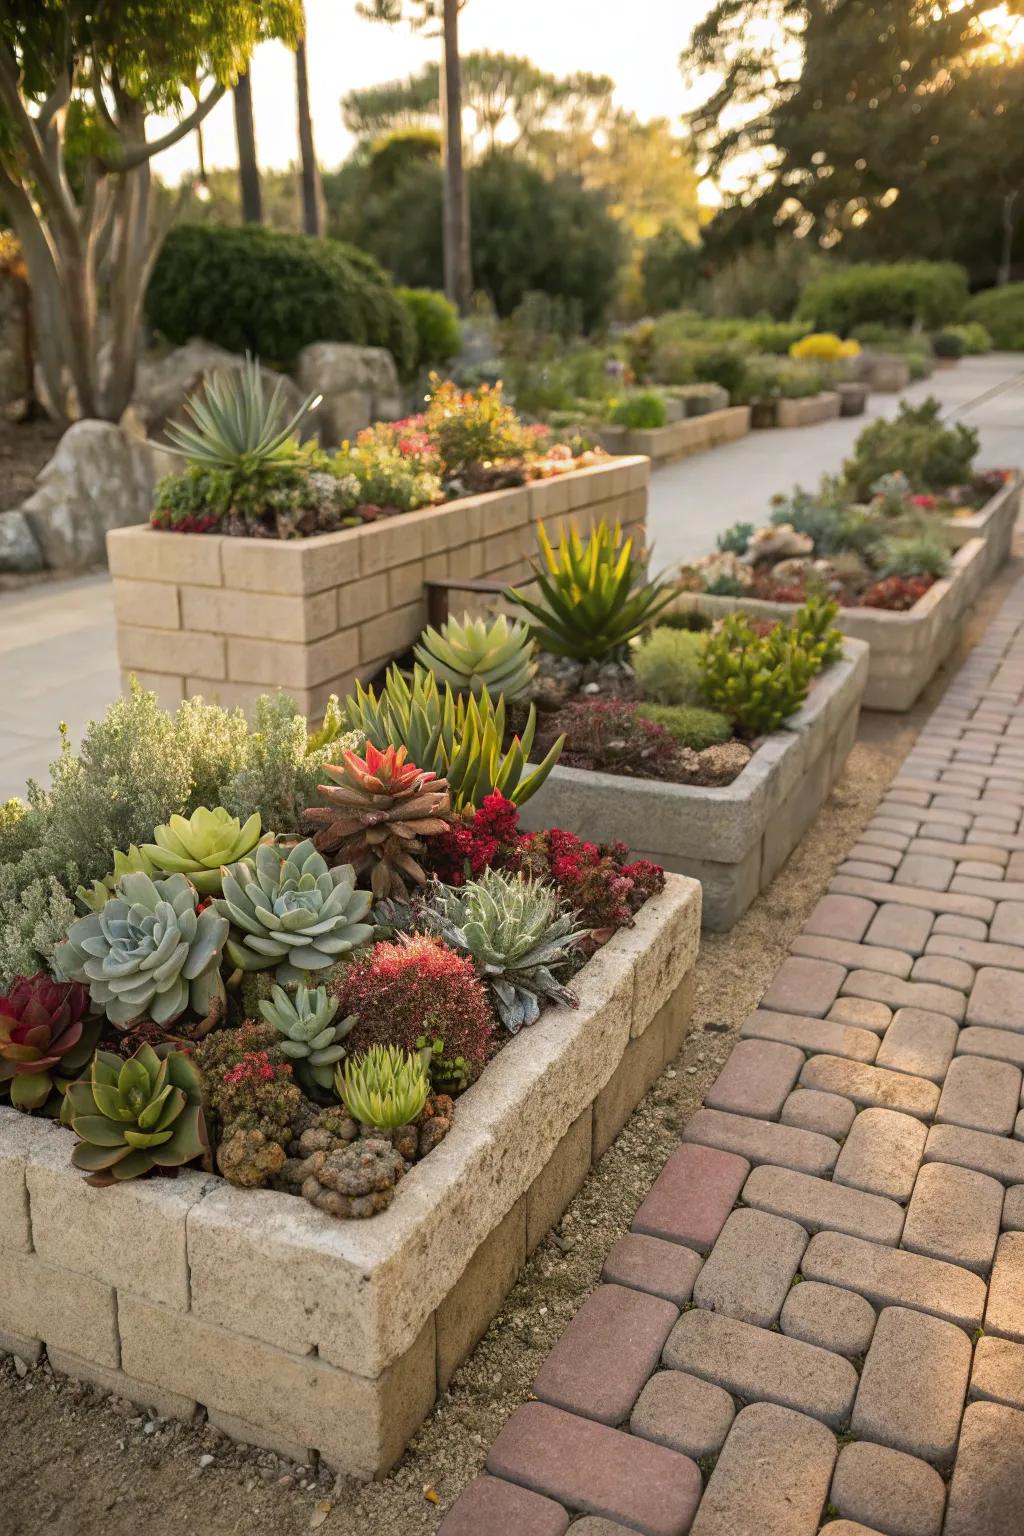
[943,472,1021,580]
[107,456,649,721]
[520,641,869,930]
[0,875,700,1475]
[599,406,750,464]
[672,540,986,712]
[865,354,911,392]
[752,392,843,431]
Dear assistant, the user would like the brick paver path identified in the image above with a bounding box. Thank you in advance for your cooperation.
[440,578,1024,1536]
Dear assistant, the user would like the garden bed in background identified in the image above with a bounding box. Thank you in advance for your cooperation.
[774,390,842,429]
[0,874,700,1478]
[520,640,868,929]
[598,406,750,464]
[943,469,1021,577]
[107,455,649,720]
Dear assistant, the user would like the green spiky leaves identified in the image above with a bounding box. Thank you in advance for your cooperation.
[163,355,320,476]
[413,612,537,701]
[336,1045,430,1130]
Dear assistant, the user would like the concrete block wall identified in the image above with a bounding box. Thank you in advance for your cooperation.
[0,876,700,1477]
[774,391,842,429]
[108,456,650,721]
[600,405,751,465]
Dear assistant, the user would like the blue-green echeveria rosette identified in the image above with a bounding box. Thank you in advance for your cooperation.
[214,839,374,986]
[55,871,228,1027]
[61,1042,208,1184]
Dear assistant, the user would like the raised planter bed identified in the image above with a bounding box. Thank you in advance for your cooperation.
[672,540,986,712]
[751,391,842,431]
[107,456,649,721]
[520,641,868,930]
[865,354,912,392]
[0,874,700,1476]
[943,471,1021,579]
[599,405,750,464]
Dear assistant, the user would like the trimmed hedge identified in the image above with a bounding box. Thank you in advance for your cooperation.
[395,287,461,370]
[146,224,417,375]
[796,261,969,334]
[963,284,1024,350]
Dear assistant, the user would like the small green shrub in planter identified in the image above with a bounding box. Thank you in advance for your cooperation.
[880,532,950,580]
[636,702,733,751]
[843,398,979,500]
[948,321,992,355]
[396,287,461,370]
[963,283,1024,350]
[607,392,667,430]
[701,615,817,736]
[716,521,755,555]
[931,329,965,360]
[633,627,705,705]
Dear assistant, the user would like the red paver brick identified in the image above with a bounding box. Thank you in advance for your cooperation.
[532,1284,678,1426]
[704,1038,803,1121]
[438,1475,570,1536]
[602,1234,701,1307]
[760,956,847,1018]
[486,1401,702,1536]
[632,1142,749,1253]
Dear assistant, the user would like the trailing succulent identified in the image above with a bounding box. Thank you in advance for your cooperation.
[413,612,537,701]
[303,743,452,900]
[56,872,229,1028]
[420,869,587,1031]
[61,1042,207,1185]
[0,974,100,1111]
[258,982,355,1094]
[214,839,374,985]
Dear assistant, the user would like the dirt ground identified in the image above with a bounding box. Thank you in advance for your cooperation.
[1,556,1018,1536]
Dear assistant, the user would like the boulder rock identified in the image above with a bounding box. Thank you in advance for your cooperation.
[133,339,320,441]
[294,342,404,445]
[19,420,176,570]
[0,508,43,572]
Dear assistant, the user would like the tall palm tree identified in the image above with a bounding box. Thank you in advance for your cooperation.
[295,3,325,236]
[233,68,263,223]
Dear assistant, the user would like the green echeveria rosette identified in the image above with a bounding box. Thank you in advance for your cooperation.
[258,981,355,1094]
[61,1042,208,1185]
[141,806,270,896]
[55,871,229,1028]
[215,839,374,986]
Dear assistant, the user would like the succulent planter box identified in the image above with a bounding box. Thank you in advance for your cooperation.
[865,354,912,392]
[599,405,750,464]
[751,392,842,431]
[672,539,986,712]
[106,456,649,721]
[0,875,700,1477]
[836,382,869,417]
[942,471,1021,579]
[520,642,868,931]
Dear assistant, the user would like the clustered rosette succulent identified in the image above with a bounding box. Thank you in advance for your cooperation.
[0,974,100,1110]
[141,807,270,895]
[60,1042,207,1185]
[258,982,355,1093]
[303,743,452,899]
[77,844,157,913]
[336,1045,431,1131]
[214,839,374,984]
[55,872,229,1027]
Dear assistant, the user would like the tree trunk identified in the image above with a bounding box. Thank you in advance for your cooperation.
[295,19,324,237]
[440,0,471,313]
[233,70,263,224]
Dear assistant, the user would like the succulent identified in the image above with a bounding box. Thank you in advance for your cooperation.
[141,807,270,895]
[258,982,355,1092]
[303,743,451,900]
[60,1042,207,1185]
[413,612,537,700]
[214,839,374,985]
[76,844,157,913]
[55,872,229,1028]
[701,615,817,736]
[163,354,320,475]
[506,519,673,662]
[415,1034,473,1094]
[336,1045,431,1130]
[344,664,563,810]
[0,974,100,1111]
[790,596,845,669]
[294,1136,405,1218]
[419,869,587,1032]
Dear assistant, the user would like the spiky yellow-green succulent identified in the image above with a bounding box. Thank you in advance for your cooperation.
[413,612,537,700]
[335,1045,430,1130]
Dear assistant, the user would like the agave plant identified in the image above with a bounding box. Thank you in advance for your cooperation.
[76,844,157,913]
[55,872,228,1028]
[335,1046,430,1131]
[163,355,321,475]
[0,975,100,1111]
[61,1043,207,1185]
[303,743,451,899]
[413,612,537,701]
[258,982,355,1093]
[141,807,270,896]
[344,664,563,811]
[420,869,587,1032]
[506,518,673,662]
[214,839,374,985]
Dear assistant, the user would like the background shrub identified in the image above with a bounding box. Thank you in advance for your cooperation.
[396,287,461,370]
[963,284,1024,350]
[931,329,966,359]
[843,398,979,499]
[607,391,667,430]
[633,627,705,704]
[796,261,969,334]
[948,321,992,355]
[147,224,416,374]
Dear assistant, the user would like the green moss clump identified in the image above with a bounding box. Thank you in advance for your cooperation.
[633,626,705,705]
[636,703,733,751]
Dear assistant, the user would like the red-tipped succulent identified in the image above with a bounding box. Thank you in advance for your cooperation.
[0,974,101,1111]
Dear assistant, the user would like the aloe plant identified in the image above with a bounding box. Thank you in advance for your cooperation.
[335,1046,430,1130]
[413,612,537,700]
[163,355,321,476]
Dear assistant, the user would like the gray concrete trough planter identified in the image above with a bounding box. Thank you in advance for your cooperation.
[520,641,869,931]
[671,539,987,713]
[0,875,700,1477]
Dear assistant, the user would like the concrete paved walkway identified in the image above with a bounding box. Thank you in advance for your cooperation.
[439,571,1024,1535]
[1,354,1021,802]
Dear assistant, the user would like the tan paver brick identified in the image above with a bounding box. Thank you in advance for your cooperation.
[986,1232,1024,1343]
[944,1401,1024,1536]
[682,1109,840,1178]
[630,1371,735,1460]
[936,1055,1022,1134]
[780,1089,857,1141]
[834,1108,928,1203]
[925,1123,1024,1184]
[689,1403,837,1536]
[693,1208,807,1327]
[970,1335,1024,1410]
[799,1055,939,1121]
[839,970,966,1022]
[779,1280,876,1358]
[874,1009,959,1083]
[851,1305,971,1463]
[761,957,847,1019]
[743,1163,903,1245]
[801,1231,986,1330]
[704,1038,804,1121]
[830,1441,946,1536]
[741,1009,878,1061]
[901,1162,1004,1275]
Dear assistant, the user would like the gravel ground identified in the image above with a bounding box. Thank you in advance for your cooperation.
[2,554,1019,1536]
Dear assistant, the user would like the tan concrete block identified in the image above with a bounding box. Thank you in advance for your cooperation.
[360,517,426,576]
[107,526,223,586]
[119,624,225,680]
[662,973,696,1067]
[337,573,388,628]
[592,1008,668,1160]
[436,1198,526,1389]
[112,577,180,630]
[0,1249,118,1367]
[118,1294,437,1477]
[423,550,450,581]
[447,541,488,579]
[220,528,362,595]
[360,600,425,661]
[528,473,572,519]
[526,1109,593,1254]
[185,677,277,714]
[122,670,186,709]
[227,628,360,689]
[387,559,425,608]
[47,1347,198,1422]
[0,1107,37,1253]
[486,487,530,533]
[180,585,337,643]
